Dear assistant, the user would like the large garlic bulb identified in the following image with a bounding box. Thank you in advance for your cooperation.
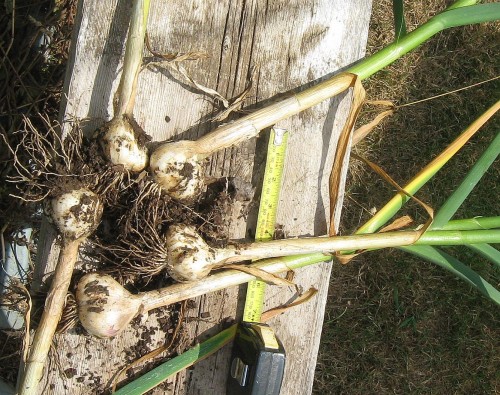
[100,117,148,172]
[76,273,143,338]
[45,188,103,241]
[149,141,205,202]
[166,224,218,282]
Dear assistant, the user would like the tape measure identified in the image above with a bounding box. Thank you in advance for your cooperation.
[243,127,288,322]
[227,127,288,395]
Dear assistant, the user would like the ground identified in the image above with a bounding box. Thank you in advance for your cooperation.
[314,1,499,393]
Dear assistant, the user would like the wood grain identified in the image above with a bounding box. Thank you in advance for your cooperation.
[34,1,372,393]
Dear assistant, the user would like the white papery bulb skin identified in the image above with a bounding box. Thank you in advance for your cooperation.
[100,118,148,172]
[149,141,205,202]
[166,224,216,282]
[76,273,142,338]
[45,188,103,241]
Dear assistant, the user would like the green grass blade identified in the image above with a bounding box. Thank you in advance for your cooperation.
[441,216,500,231]
[467,244,500,269]
[113,325,237,395]
[400,245,500,305]
[348,4,500,80]
[392,0,407,40]
[447,0,479,10]
[432,132,500,229]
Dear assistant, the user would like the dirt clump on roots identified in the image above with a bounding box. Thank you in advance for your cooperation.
[6,116,131,205]
[89,177,235,286]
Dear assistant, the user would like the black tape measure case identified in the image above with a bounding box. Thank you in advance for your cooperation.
[227,323,286,395]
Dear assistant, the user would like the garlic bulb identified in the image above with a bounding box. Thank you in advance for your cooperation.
[99,117,148,172]
[149,141,205,202]
[165,224,218,282]
[76,273,142,338]
[45,188,103,240]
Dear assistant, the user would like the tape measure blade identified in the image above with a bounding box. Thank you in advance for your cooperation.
[243,279,266,322]
[254,129,288,241]
[243,128,288,323]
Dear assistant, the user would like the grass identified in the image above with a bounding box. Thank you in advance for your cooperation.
[314,0,499,393]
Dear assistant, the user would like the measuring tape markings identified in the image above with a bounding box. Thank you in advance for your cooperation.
[242,127,289,323]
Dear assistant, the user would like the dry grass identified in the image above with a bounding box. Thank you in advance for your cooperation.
[314,1,499,394]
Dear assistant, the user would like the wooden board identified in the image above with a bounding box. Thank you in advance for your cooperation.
[34,0,372,393]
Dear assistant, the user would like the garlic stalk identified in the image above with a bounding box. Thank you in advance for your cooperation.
[18,188,103,395]
[166,225,500,282]
[150,2,500,202]
[76,253,328,339]
[150,73,355,201]
[75,226,500,338]
[99,0,150,172]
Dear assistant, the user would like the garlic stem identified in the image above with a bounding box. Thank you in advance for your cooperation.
[149,73,355,201]
[196,73,355,154]
[115,0,150,118]
[17,189,102,395]
[166,225,500,282]
[18,240,82,395]
[100,0,150,172]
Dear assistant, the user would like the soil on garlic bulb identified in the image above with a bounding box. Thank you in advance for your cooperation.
[96,114,152,172]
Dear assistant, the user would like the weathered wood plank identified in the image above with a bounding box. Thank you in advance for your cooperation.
[35,1,372,393]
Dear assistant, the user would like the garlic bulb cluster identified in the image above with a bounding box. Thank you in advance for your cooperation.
[76,273,143,338]
[99,117,149,172]
[149,141,205,202]
[45,188,103,241]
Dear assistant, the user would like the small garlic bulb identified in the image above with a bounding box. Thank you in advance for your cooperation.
[100,117,148,172]
[76,273,142,338]
[166,224,217,282]
[149,141,205,202]
[45,188,103,241]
